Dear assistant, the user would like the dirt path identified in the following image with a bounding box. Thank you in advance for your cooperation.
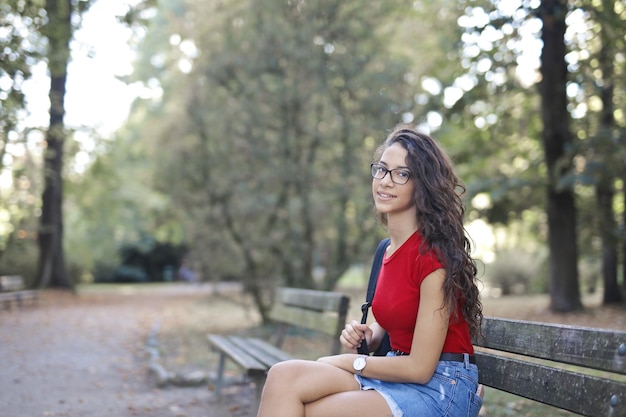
[0,284,252,417]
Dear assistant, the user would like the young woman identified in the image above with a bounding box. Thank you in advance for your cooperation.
[256,124,483,417]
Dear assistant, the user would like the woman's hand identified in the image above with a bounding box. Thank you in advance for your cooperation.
[340,320,372,352]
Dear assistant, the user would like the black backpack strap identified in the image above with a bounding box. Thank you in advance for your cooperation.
[362,238,390,318]
[357,238,390,355]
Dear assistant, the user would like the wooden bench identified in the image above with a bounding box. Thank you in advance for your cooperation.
[474,316,626,417]
[0,275,39,309]
[207,287,350,413]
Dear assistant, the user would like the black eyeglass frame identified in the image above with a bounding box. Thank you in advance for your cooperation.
[370,163,411,185]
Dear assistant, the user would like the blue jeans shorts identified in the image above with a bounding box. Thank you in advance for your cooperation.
[354,353,482,417]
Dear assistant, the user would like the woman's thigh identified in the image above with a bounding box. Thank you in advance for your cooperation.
[265,359,361,403]
[305,389,393,417]
[264,360,392,417]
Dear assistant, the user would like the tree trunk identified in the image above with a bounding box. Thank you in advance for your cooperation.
[596,0,622,304]
[539,0,582,312]
[38,0,73,289]
[597,182,621,303]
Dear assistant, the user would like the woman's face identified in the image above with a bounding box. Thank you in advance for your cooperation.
[372,142,415,218]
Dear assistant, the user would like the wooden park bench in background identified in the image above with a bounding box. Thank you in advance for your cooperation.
[0,275,39,310]
[207,287,350,414]
[474,316,626,417]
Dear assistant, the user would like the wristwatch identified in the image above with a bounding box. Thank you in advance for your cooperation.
[353,355,367,375]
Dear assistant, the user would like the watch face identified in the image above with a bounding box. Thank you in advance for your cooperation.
[354,356,366,371]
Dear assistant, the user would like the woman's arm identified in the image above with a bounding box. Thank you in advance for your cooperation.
[319,268,449,384]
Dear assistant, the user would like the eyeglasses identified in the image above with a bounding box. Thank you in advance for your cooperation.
[370,163,411,185]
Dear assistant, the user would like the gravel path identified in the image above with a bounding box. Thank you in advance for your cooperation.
[0,284,252,417]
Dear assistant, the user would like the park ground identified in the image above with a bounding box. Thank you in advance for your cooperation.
[1,282,625,417]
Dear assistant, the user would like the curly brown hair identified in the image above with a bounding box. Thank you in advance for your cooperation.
[373,124,483,339]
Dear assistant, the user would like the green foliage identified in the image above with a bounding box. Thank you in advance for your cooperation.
[121,0,422,299]
[93,235,187,283]
[64,124,183,280]
[0,1,47,259]
[22,0,624,311]
[438,1,547,225]
[0,0,46,141]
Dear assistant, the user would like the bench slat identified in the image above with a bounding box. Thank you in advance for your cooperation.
[207,335,267,375]
[1,275,39,310]
[276,287,349,312]
[268,304,343,337]
[0,275,26,292]
[476,351,626,417]
[474,317,626,375]
[229,336,292,367]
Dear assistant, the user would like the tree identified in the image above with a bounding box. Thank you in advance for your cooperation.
[587,0,625,304]
[121,0,424,319]
[37,0,73,289]
[37,0,93,289]
[453,1,626,308]
[553,0,626,303]
[539,0,582,311]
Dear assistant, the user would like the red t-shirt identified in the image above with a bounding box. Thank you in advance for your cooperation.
[371,232,474,355]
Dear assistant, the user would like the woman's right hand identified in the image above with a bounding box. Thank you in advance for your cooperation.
[340,320,372,352]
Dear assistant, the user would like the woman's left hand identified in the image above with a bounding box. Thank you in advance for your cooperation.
[340,320,372,352]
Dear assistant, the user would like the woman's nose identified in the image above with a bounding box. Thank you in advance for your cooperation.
[380,171,394,186]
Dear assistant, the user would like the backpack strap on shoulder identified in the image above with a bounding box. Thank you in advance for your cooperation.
[357,238,390,355]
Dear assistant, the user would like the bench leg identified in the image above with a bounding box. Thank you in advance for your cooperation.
[214,352,227,397]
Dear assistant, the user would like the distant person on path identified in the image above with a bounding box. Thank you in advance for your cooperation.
[256,124,484,417]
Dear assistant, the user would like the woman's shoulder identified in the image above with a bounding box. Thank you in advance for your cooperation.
[411,233,443,267]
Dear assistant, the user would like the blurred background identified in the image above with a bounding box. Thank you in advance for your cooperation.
[1,0,625,318]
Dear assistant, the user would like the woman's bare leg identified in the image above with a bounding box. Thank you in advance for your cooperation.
[306,389,393,417]
[257,359,391,417]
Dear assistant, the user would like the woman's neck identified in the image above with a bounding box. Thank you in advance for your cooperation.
[386,213,418,255]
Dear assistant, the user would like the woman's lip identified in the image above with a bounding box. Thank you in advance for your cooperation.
[377,191,395,200]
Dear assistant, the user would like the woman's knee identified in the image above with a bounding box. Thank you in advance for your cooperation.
[266,359,308,383]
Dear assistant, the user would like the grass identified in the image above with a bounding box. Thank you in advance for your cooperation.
[337,265,369,287]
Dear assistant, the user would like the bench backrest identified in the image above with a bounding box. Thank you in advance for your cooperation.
[0,275,25,292]
[474,316,626,417]
[268,287,350,355]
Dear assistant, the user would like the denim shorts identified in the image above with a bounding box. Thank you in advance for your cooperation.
[355,353,482,417]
